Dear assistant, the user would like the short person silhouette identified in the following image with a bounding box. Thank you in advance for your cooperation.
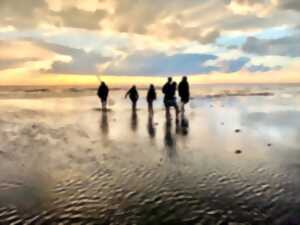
[97,81,109,111]
[125,85,139,111]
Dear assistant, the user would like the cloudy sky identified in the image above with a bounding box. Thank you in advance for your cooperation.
[0,0,300,85]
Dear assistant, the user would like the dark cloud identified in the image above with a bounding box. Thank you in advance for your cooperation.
[277,0,300,12]
[228,0,270,6]
[0,58,39,70]
[0,0,108,30]
[0,0,48,28]
[0,39,52,71]
[103,51,218,76]
[247,64,282,73]
[46,53,109,75]
[52,7,107,30]
[220,57,250,73]
[165,22,220,44]
[242,35,300,57]
[30,40,111,74]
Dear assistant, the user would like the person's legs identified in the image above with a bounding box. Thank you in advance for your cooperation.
[132,101,137,111]
[148,101,154,115]
[164,99,170,118]
[165,106,170,118]
[174,102,180,121]
[101,99,107,111]
[181,101,185,113]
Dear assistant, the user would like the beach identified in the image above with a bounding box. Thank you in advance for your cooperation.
[0,84,299,224]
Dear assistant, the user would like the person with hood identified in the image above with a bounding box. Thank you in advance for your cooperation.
[97,81,109,111]
[125,85,139,111]
[146,84,157,115]
[162,77,179,118]
[178,76,190,112]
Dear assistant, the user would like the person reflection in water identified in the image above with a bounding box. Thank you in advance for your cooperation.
[180,114,189,136]
[178,76,190,113]
[125,85,139,111]
[146,84,157,115]
[100,110,109,135]
[164,115,177,159]
[162,77,179,120]
[147,114,156,138]
[97,81,109,111]
[131,109,138,132]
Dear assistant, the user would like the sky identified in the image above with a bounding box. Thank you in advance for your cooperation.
[0,0,300,86]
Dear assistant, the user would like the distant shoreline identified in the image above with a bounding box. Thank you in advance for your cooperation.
[0,83,299,100]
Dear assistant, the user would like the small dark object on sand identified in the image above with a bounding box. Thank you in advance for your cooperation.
[235,149,242,154]
[221,122,225,125]
[235,129,241,133]
[268,143,272,147]
[218,221,228,225]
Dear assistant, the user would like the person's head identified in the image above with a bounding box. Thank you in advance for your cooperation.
[101,81,106,85]
[182,76,187,82]
[132,85,136,89]
[168,77,172,83]
[172,81,177,87]
[150,84,154,89]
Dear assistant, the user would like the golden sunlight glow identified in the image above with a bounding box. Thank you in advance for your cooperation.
[2,66,300,87]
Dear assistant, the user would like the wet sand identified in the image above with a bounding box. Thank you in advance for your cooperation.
[0,87,299,224]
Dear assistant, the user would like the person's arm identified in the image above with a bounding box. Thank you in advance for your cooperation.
[125,89,130,98]
[162,84,166,94]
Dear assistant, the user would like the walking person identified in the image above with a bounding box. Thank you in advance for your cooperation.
[125,85,139,111]
[178,76,190,113]
[162,77,179,119]
[97,81,109,111]
[146,84,157,115]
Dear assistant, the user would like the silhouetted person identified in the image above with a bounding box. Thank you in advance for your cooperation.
[125,85,139,111]
[97,81,109,111]
[162,77,179,119]
[146,84,157,115]
[178,76,190,113]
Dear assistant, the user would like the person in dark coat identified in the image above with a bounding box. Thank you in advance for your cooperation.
[125,85,139,111]
[178,76,190,112]
[162,77,173,105]
[162,77,179,118]
[146,84,157,115]
[97,81,109,111]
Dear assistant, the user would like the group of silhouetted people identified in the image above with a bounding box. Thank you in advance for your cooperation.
[97,76,190,118]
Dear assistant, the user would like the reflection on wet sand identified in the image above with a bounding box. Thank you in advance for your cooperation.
[147,114,156,138]
[181,114,189,136]
[164,115,177,159]
[164,113,190,159]
[131,109,138,132]
[100,111,109,135]
[164,113,190,161]
[1,87,300,224]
